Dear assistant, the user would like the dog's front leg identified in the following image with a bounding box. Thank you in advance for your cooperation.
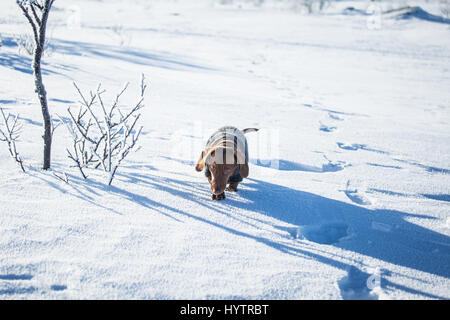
[226,182,239,192]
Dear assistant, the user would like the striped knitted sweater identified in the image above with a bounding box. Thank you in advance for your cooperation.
[204,126,249,183]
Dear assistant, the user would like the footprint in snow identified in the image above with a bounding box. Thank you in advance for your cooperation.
[0,274,33,280]
[251,158,348,173]
[319,122,337,133]
[338,266,380,300]
[0,286,37,295]
[50,284,67,291]
[329,113,344,121]
[0,273,36,296]
[344,180,372,206]
[337,142,388,154]
[295,222,350,245]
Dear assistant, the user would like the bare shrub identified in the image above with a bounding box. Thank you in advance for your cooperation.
[0,108,25,172]
[214,0,330,12]
[292,0,330,13]
[64,75,148,185]
[15,32,52,56]
[110,25,132,47]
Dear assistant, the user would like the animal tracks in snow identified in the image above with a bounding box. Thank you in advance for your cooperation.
[0,274,33,280]
[328,112,344,121]
[252,158,348,173]
[0,285,37,295]
[343,180,373,206]
[0,269,67,296]
[0,272,36,296]
[336,142,388,154]
[338,266,381,300]
[319,122,337,133]
[50,284,68,291]
[296,222,350,245]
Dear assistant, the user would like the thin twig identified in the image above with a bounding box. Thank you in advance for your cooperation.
[0,108,25,172]
[65,75,148,184]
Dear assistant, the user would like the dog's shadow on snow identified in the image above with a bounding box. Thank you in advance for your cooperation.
[235,178,449,270]
[106,170,449,296]
[130,170,450,298]
[236,179,450,298]
[40,167,449,299]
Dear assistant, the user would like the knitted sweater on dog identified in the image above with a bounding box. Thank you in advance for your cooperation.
[204,126,248,183]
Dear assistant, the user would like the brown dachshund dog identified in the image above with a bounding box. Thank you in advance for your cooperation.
[195,126,258,200]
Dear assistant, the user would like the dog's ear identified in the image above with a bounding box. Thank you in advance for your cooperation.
[195,148,215,172]
[239,162,249,178]
[235,150,249,178]
[195,149,207,172]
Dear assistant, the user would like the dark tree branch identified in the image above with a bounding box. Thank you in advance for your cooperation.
[30,3,41,26]
[17,2,40,48]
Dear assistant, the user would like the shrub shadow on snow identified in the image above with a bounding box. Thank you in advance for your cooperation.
[389,6,450,24]
[0,37,18,48]
[49,98,74,104]
[50,39,217,72]
[340,6,450,24]
[0,99,16,105]
[20,117,43,127]
[0,274,33,280]
[0,286,37,296]
[341,7,370,16]
[29,168,125,216]
[0,53,34,75]
[393,158,450,175]
[0,37,78,77]
[422,194,450,203]
[0,54,76,77]
[367,163,402,170]
[368,188,409,198]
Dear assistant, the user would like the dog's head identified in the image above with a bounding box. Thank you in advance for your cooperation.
[195,146,248,195]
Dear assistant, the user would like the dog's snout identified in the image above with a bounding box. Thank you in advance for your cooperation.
[211,182,225,195]
[213,189,225,196]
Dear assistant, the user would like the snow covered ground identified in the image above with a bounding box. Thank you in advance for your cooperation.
[0,0,449,299]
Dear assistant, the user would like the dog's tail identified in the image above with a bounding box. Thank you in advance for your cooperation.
[242,128,259,134]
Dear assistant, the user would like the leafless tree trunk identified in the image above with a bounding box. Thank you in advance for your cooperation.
[17,0,55,170]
